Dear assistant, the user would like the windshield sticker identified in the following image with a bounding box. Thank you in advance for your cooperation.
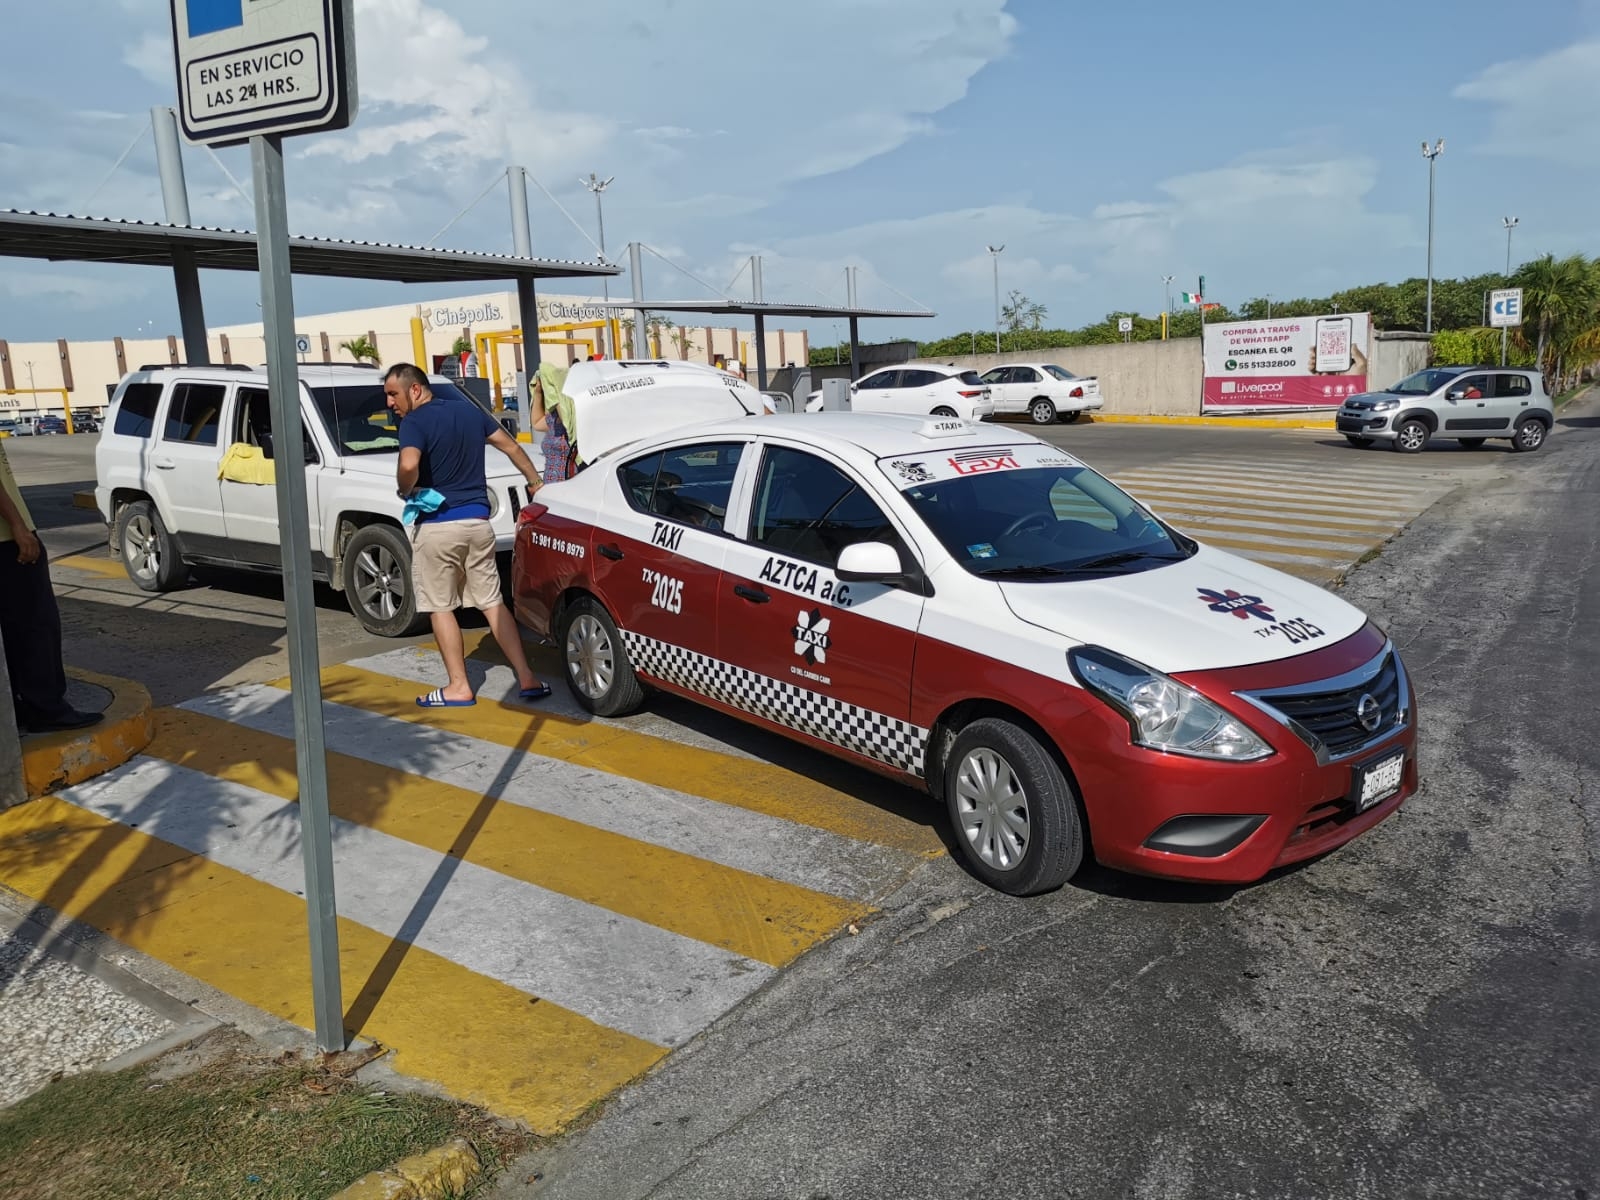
[1197,587,1276,621]
[759,555,854,607]
[880,443,1081,490]
[949,450,1021,475]
[1253,617,1327,645]
[967,543,998,559]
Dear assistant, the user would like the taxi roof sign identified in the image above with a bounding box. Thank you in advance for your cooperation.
[169,0,356,146]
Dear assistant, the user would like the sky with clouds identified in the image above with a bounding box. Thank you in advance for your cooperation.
[1,0,1598,344]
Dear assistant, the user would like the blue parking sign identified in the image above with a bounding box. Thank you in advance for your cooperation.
[186,0,243,36]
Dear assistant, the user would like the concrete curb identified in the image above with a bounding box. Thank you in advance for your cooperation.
[328,1137,482,1200]
[1083,412,1334,430]
[21,668,154,799]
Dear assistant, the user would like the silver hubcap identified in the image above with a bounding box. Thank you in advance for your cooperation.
[1400,425,1425,450]
[566,613,616,700]
[1032,402,1053,423]
[1519,423,1543,448]
[353,543,406,620]
[954,747,1030,872]
[124,514,160,579]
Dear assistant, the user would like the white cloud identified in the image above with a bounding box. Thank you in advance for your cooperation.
[1453,39,1600,161]
[122,33,171,85]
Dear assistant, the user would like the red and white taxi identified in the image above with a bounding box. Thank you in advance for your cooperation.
[512,409,1416,894]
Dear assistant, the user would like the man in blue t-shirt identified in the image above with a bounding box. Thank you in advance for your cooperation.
[385,363,550,708]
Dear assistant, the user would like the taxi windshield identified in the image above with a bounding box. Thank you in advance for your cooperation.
[889,454,1193,580]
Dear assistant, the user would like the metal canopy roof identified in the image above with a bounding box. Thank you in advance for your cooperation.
[0,210,621,284]
[590,298,935,320]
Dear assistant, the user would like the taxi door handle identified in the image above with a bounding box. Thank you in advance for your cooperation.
[153,456,176,469]
[733,584,770,604]
[597,543,624,561]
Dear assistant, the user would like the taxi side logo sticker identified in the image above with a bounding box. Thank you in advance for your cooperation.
[793,608,831,665]
[1197,587,1276,621]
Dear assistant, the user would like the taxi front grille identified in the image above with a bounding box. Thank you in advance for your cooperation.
[1251,650,1403,759]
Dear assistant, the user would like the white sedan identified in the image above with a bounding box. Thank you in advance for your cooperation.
[805,365,994,422]
[981,362,1104,424]
[512,410,1416,894]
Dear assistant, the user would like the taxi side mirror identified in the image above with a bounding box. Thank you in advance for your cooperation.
[1445,388,1466,401]
[835,541,901,581]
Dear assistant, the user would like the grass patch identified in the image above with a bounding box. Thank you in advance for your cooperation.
[0,1034,531,1200]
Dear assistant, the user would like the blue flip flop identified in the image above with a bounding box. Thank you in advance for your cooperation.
[416,688,476,708]
[518,684,553,701]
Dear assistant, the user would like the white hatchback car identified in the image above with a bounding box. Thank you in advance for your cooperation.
[981,362,1104,424]
[806,365,994,422]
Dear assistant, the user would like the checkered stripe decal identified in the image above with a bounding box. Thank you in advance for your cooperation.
[621,631,930,776]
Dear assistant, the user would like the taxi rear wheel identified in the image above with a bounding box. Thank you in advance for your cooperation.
[561,596,645,717]
[944,718,1082,896]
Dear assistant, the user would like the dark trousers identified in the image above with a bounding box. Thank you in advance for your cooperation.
[0,538,70,723]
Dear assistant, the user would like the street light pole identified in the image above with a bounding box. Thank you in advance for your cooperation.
[580,172,614,354]
[1422,138,1445,333]
[987,244,1004,354]
[1502,216,1519,367]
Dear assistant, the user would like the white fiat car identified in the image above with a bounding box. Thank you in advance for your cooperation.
[512,412,1416,895]
[980,362,1105,424]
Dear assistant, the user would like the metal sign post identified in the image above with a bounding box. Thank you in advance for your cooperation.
[1489,287,1523,367]
[171,0,357,1053]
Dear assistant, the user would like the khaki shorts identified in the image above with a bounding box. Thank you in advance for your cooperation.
[411,519,502,613]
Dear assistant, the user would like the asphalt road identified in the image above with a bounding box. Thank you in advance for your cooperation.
[485,398,1600,1199]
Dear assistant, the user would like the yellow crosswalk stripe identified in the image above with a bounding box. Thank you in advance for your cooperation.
[285,665,947,857]
[0,796,664,1133]
[146,708,865,967]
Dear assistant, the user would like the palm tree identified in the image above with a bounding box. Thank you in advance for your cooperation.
[1514,253,1595,380]
[339,335,381,365]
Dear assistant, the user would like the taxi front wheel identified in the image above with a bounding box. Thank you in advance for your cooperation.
[560,596,646,717]
[944,719,1083,896]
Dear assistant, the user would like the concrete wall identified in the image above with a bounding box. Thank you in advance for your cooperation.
[914,339,1208,416]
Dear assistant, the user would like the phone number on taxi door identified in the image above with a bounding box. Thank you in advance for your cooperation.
[529,531,585,558]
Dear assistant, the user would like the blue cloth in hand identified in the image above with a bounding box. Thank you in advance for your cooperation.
[402,487,446,527]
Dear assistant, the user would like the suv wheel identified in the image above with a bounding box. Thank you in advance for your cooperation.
[1029,398,1057,425]
[944,718,1082,896]
[1511,417,1547,453]
[1392,419,1430,454]
[343,524,428,638]
[931,405,959,418]
[115,500,187,592]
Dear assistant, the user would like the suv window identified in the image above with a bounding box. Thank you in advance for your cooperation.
[162,383,225,446]
[1492,374,1532,398]
[901,369,940,388]
[958,371,988,388]
[1450,375,1491,399]
[858,370,900,390]
[308,379,480,456]
[113,381,164,438]
[620,441,744,532]
[750,446,907,568]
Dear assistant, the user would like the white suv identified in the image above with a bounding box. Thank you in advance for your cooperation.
[94,363,528,637]
[806,365,994,421]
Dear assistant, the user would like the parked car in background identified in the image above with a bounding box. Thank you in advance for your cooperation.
[71,412,102,434]
[1336,366,1552,453]
[805,365,993,422]
[8,416,35,436]
[981,362,1104,424]
[0,418,19,437]
[34,415,68,435]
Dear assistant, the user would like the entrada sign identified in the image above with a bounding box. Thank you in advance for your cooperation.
[169,0,357,145]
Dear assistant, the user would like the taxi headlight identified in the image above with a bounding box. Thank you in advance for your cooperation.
[1068,646,1272,761]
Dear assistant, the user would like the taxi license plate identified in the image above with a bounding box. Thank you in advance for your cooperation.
[1353,751,1405,812]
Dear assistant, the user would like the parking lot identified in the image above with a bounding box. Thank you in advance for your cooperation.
[0,419,1525,1132]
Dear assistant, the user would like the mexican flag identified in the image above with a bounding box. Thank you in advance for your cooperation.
[1181,291,1204,304]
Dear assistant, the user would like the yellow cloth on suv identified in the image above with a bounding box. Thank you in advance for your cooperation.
[0,439,35,542]
[218,442,276,485]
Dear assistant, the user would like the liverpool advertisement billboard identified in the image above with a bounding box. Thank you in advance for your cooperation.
[1202,312,1372,413]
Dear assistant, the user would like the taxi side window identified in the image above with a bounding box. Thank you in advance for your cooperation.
[750,447,909,568]
[619,441,744,532]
